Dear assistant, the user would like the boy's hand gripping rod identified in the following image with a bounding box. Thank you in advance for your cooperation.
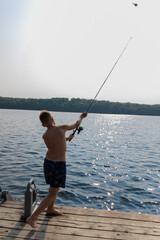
[70,37,132,140]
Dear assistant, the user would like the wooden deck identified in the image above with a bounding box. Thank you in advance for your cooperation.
[1,201,160,240]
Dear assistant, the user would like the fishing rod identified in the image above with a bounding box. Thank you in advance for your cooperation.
[86,36,132,112]
[70,37,132,140]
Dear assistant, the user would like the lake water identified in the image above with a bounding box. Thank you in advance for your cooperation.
[0,109,160,215]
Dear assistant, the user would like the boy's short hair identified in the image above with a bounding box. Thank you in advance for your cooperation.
[39,110,52,124]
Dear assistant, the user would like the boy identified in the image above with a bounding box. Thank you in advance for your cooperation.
[26,110,87,228]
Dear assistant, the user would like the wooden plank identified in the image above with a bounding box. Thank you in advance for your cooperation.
[1,215,160,236]
[1,212,160,237]
[1,218,160,240]
[0,227,109,240]
[2,201,160,223]
[57,206,160,223]
[2,225,160,240]
[1,209,160,231]
[1,201,160,227]
[1,204,160,231]
[1,201,160,240]
[0,201,24,209]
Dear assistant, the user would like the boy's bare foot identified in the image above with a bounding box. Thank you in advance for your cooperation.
[26,216,38,228]
[46,208,63,216]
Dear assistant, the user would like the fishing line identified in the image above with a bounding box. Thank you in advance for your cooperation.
[70,37,132,140]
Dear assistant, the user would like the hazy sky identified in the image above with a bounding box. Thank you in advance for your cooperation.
[0,0,160,104]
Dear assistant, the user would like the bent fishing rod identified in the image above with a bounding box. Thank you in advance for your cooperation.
[70,37,132,140]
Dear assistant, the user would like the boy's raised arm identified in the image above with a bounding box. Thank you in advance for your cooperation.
[62,112,87,131]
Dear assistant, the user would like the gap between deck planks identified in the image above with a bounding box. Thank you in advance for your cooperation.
[0,201,160,240]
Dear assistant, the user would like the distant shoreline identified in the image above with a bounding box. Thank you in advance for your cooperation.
[0,96,160,116]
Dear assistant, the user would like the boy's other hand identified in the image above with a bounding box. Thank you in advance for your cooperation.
[67,134,74,142]
[68,134,74,141]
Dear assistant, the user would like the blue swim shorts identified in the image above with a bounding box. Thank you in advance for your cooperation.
[43,158,66,188]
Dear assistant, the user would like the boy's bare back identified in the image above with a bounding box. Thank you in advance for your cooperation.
[43,126,66,162]
[39,111,87,162]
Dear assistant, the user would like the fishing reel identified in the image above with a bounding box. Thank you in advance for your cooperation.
[72,126,83,135]
[77,126,83,134]
[69,126,83,142]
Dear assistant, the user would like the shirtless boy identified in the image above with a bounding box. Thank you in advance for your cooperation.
[26,110,87,228]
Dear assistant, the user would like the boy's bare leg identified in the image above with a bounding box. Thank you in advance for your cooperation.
[46,187,63,216]
[26,187,60,228]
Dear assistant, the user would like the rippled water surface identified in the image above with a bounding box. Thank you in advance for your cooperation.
[0,109,160,214]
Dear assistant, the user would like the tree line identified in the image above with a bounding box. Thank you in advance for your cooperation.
[0,96,160,116]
